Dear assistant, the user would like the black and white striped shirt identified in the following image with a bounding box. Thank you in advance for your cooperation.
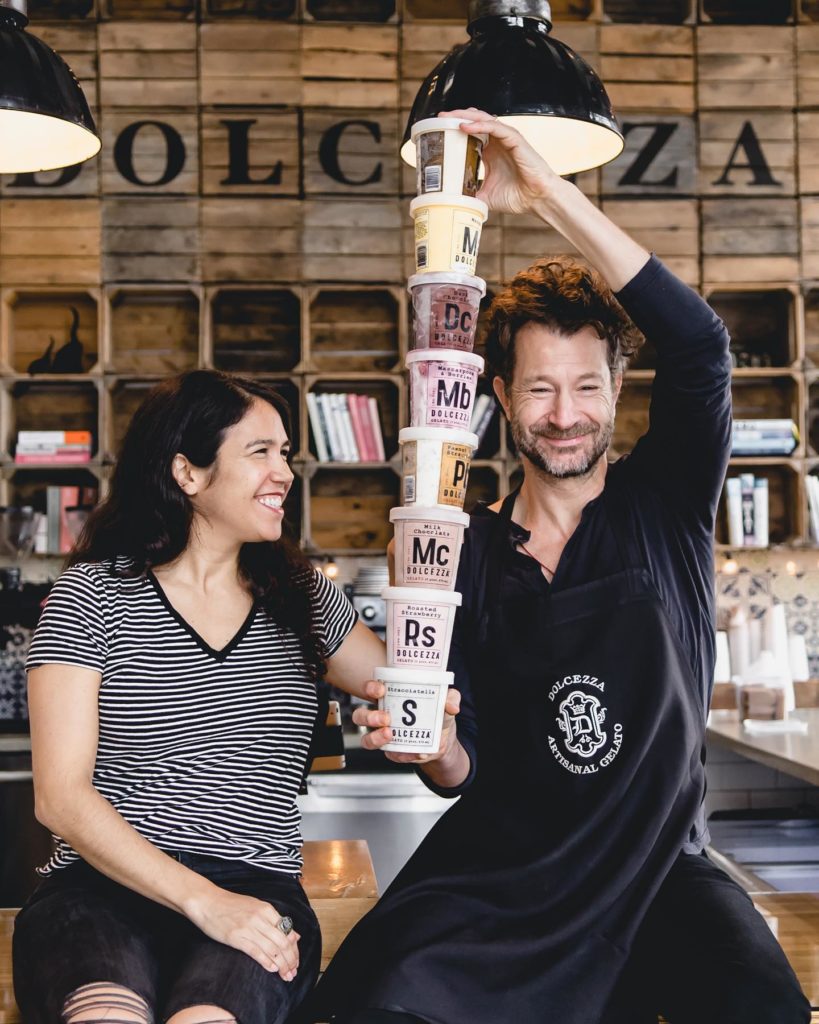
[26,559,357,876]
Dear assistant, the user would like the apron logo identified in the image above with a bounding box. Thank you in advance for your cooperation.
[557,691,606,758]
[547,675,623,775]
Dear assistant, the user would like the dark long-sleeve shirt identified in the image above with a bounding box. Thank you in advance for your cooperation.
[424,255,733,854]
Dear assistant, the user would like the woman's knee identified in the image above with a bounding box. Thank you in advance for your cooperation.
[62,982,152,1024]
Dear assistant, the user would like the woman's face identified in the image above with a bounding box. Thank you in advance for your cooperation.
[185,399,295,548]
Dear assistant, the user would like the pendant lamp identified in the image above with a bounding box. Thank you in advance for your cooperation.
[0,0,100,174]
[400,0,623,178]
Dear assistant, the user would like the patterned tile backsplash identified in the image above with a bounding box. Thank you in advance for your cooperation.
[716,549,819,678]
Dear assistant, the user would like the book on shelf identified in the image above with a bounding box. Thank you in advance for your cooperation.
[731,419,798,457]
[309,393,386,463]
[808,475,819,545]
[725,474,769,547]
[15,428,92,464]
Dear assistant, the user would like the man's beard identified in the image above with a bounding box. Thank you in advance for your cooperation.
[509,413,615,479]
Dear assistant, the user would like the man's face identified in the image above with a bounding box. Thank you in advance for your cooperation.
[494,322,621,480]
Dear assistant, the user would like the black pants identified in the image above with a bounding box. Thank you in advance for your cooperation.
[335,853,810,1024]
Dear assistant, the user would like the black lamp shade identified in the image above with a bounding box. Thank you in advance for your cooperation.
[0,9,100,173]
[400,15,624,177]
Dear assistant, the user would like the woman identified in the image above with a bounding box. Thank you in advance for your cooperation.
[12,370,388,1024]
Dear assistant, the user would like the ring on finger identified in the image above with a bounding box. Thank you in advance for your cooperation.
[277,915,294,936]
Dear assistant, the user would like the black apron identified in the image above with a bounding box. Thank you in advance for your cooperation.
[311,483,707,1024]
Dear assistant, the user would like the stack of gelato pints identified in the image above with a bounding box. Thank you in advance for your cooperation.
[376,117,489,754]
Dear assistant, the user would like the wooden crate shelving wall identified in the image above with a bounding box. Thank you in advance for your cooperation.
[3,2,819,554]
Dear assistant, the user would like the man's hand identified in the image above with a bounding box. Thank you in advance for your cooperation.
[352,678,461,766]
[441,107,564,215]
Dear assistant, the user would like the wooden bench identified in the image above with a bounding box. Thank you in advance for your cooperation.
[0,838,378,1024]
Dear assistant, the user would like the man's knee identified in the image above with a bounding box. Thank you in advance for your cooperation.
[165,1006,237,1024]
[62,982,152,1024]
[719,970,811,1024]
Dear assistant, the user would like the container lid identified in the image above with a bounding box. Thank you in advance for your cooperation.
[390,505,470,527]
[409,194,488,218]
[408,271,486,296]
[399,426,478,449]
[382,586,463,606]
[374,666,455,685]
[411,116,478,138]
[406,349,485,371]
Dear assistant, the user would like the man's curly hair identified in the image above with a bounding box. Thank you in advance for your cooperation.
[483,256,645,388]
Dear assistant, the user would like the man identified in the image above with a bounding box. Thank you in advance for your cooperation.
[309,110,810,1024]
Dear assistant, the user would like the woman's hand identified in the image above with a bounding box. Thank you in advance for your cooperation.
[441,107,564,215]
[353,679,461,766]
[186,886,301,980]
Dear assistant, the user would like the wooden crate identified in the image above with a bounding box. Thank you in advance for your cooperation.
[305,0,396,21]
[307,466,399,551]
[5,291,99,376]
[98,22,198,109]
[0,199,101,287]
[798,113,819,194]
[600,24,695,114]
[199,23,301,106]
[498,212,581,287]
[204,0,298,16]
[28,0,96,17]
[702,197,800,283]
[303,109,401,197]
[603,0,693,20]
[601,199,699,286]
[399,23,469,110]
[706,288,797,368]
[806,288,819,367]
[302,25,398,109]
[717,463,801,546]
[8,379,99,458]
[802,198,819,279]
[104,0,197,16]
[201,109,301,197]
[697,25,796,109]
[210,287,303,374]
[307,287,401,372]
[798,25,819,106]
[601,115,696,197]
[305,199,403,282]
[201,198,302,282]
[306,375,401,458]
[102,197,200,283]
[101,110,199,196]
[699,111,796,197]
[106,287,201,375]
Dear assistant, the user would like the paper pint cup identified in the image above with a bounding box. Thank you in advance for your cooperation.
[407,348,484,431]
[411,116,486,198]
[390,505,469,591]
[383,585,462,670]
[408,272,486,352]
[399,426,477,510]
[375,666,454,753]
[410,194,488,277]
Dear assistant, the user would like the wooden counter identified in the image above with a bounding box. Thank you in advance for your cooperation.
[707,709,819,788]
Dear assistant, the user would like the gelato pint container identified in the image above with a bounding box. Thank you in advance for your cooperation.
[390,505,470,591]
[375,666,454,754]
[383,585,462,670]
[408,272,486,351]
[407,348,485,431]
[410,194,488,277]
[399,426,478,510]
[411,116,486,198]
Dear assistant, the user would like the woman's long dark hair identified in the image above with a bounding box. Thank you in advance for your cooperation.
[69,370,327,682]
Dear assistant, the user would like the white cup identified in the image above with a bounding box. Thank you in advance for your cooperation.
[390,505,469,591]
[411,116,487,198]
[375,666,454,754]
[383,585,462,670]
[406,349,485,432]
[399,425,478,510]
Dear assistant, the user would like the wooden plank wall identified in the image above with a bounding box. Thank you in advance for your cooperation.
[0,7,816,294]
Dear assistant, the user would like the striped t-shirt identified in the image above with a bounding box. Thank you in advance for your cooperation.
[26,559,357,876]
